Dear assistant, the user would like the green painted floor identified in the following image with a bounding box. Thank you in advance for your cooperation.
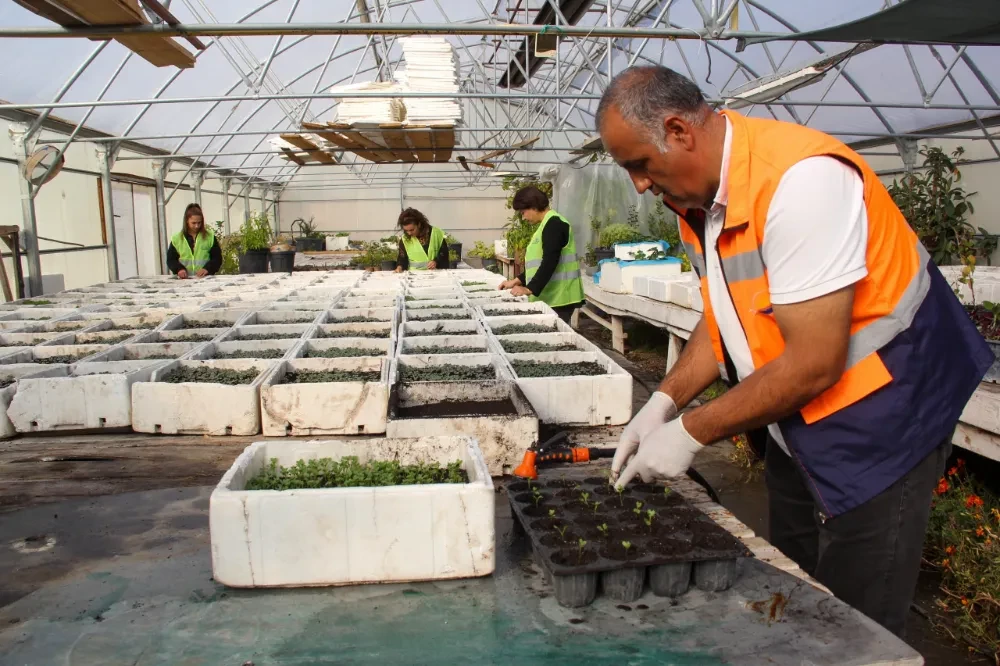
[0,486,920,666]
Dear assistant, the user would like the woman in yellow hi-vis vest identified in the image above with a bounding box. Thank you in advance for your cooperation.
[394,207,450,271]
[167,203,221,279]
[499,186,584,322]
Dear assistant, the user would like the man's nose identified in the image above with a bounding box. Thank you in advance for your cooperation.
[630,173,653,195]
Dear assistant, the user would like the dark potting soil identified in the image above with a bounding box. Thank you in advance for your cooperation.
[317,328,390,339]
[280,370,380,384]
[168,333,215,342]
[215,348,286,360]
[408,345,482,355]
[551,549,600,567]
[304,347,383,358]
[500,339,577,353]
[395,398,517,419]
[183,320,230,329]
[492,324,557,335]
[399,364,495,382]
[410,303,463,310]
[0,338,47,347]
[483,308,543,317]
[333,316,384,323]
[239,332,302,340]
[508,475,750,577]
[408,312,471,322]
[35,355,85,364]
[966,304,1000,340]
[90,333,133,344]
[540,533,584,549]
[162,366,260,384]
[512,361,606,378]
[110,322,154,330]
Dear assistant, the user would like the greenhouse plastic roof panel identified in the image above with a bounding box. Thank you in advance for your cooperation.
[0,0,998,189]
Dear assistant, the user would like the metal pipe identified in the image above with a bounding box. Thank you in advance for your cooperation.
[926,46,967,103]
[221,177,231,234]
[25,40,109,141]
[0,22,784,40]
[193,171,204,206]
[96,146,119,282]
[256,0,302,90]
[9,124,43,296]
[152,160,170,275]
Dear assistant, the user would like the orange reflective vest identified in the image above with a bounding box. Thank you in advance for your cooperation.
[675,110,991,517]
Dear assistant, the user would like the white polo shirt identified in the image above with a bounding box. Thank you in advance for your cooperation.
[704,117,869,454]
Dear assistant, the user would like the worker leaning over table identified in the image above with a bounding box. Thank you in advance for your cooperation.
[394,207,450,271]
[597,65,991,637]
[498,185,585,322]
[167,203,221,279]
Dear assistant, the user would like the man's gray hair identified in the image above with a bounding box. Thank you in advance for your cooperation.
[596,66,710,150]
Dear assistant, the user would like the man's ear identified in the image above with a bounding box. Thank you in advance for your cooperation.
[663,115,696,150]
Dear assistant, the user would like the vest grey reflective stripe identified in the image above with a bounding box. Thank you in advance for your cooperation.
[525,246,576,271]
[525,258,541,269]
[843,240,932,371]
[410,260,429,269]
[682,241,705,277]
[721,249,766,282]
[549,269,582,282]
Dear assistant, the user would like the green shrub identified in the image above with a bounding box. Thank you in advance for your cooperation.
[468,241,496,259]
[239,212,273,252]
[599,223,644,248]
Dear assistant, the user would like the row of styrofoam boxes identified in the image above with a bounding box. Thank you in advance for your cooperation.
[631,274,704,311]
[596,258,684,294]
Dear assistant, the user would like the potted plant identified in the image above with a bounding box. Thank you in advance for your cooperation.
[444,233,462,264]
[292,217,325,252]
[467,241,497,269]
[596,223,645,262]
[213,221,240,275]
[449,248,460,269]
[237,212,273,274]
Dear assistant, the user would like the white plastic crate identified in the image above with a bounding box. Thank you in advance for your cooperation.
[210,436,495,587]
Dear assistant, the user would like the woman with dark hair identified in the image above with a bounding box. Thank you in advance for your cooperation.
[166,203,222,279]
[499,185,584,321]
[395,207,450,271]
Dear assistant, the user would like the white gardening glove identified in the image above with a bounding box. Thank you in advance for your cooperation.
[611,391,677,483]
[614,415,704,489]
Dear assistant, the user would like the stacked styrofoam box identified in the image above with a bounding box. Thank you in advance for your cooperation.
[210,436,495,587]
[632,275,652,298]
[598,259,684,294]
[395,37,462,126]
[0,364,68,439]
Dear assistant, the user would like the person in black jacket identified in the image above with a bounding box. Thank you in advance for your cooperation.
[166,203,222,278]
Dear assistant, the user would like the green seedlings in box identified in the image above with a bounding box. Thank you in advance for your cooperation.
[305,346,382,358]
[492,324,555,335]
[592,500,602,514]
[578,491,590,507]
[577,538,588,563]
[399,364,494,382]
[215,348,286,360]
[111,322,154,331]
[532,487,543,507]
[245,456,466,490]
[281,369,380,384]
[556,525,568,542]
[597,523,609,538]
[412,345,481,355]
[408,312,470,322]
[318,328,389,339]
[19,299,52,306]
[664,487,672,497]
[93,333,134,344]
[644,509,657,531]
[405,296,416,301]
[239,332,301,340]
[633,501,644,516]
[163,366,260,384]
[511,361,605,378]
[500,339,576,353]
[407,324,446,337]
[183,319,231,329]
[411,302,463,310]
[169,333,215,342]
[334,315,382,323]
[461,281,486,287]
[36,355,85,364]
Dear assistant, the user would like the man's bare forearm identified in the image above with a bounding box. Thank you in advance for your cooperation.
[658,318,720,410]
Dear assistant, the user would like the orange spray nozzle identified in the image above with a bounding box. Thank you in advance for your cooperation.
[513,450,538,479]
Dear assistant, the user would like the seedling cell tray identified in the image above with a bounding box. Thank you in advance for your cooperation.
[507,476,751,608]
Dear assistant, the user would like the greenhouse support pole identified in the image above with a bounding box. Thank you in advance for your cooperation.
[260,187,267,225]
[152,159,170,275]
[193,171,204,207]
[96,146,119,282]
[221,177,231,234]
[9,124,43,297]
[244,186,251,220]
[271,188,281,233]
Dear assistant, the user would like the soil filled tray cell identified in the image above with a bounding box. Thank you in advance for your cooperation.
[73,329,154,345]
[486,314,569,338]
[479,303,553,318]
[132,359,275,435]
[159,328,229,343]
[502,351,632,426]
[335,298,397,310]
[326,307,396,324]
[404,309,473,323]
[0,344,110,366]
[392,354,503,384]
[165,310,251,330]
[495,332,589,355]
[398,334,488,356]
[0,331,74,350]
[260,357,390,436]
[7,359,170,432]
[211,435,494,587]
[386,380,539,476]
[246,310,322,325]
[315,322,392,339]
[87,342,203,363]
[203,338,300,361]
[302,338,391,359]
[406,299,465,311]
[227,324,310,341]
[401,320,480,337]
[508,476,751,608]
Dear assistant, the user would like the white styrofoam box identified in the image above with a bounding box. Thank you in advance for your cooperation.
[476,301,552,318]
[314,321,395,343]
[632,275,651,298]
[72,329,157,346]
[599,259,683,294]
[336,297,397,310]
[299,337,392,359]
[0,344,110,365]
[0,364,65,439]
[390,353,510,384]
[405,299,466,310]
[157,327,231,344]
[132,359,277,435]
[494,239,508,257]
[488,331,595,356]
[87,341,204,363]
[210,435,495,587]
[398,334,488,355]
[484,313,572,336]
[79,312,171,330]
[646,276,672,302]
[387,381,538,476]
[162,310,252,331]
[500,350,633,426]
[224,323,311,341]
[400,319,481,338]
[614,240,670,261]
[406,288,461,300]
[403,307,474,323]
[196,338,301,361]
[243,310,319,325]
[464,291,526,303]
[8,359,169,432]
[325,236,350,251]
[0,330,74,349]
[668,278,705,312]
[260,356,389,436]
[325,307,397,326]
[269,300,329,311]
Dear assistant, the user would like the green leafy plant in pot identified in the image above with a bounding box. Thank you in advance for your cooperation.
[238,212,273,273]
[597,222,645,263]
[213,221,240,275]
[467,240,497,269]
[292,216,325,252]
[444,233,462,264]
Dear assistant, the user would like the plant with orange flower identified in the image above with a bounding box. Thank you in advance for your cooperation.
[926,462,1000,661]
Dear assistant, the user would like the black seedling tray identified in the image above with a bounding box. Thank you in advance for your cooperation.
[508,475,751,608]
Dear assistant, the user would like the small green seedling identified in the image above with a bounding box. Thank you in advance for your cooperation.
[556,525,568,541]
[591,500,602,514]
[633,501,644,516]
[622,540,632,555]
[597,523,609,538]
[577,538,588,561]
[664,487,672,497]
[616,484,626,505]
[531,487,543,507]
[578,491,590,506]
[548,509,556,519]
[644,509,657,531]
[985,301,1000,328]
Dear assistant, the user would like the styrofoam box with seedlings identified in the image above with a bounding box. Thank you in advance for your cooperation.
[42,318,102,333]
[0,364,67,438]
[80,313,170,330]
[259,353,390,436]
[7,357,175,432]
[466,293,529,305]
[400,319,483,338]
[0,331,75,351]
[243,310,321,326]
[194,338,300,361]
[476,301,553,318]
[132,359,277,435]
[335,298,397,310]
[72,328,157,346]
[223,323,311,342]
[314,321,394,342]
[403,307,474,324]
[299,337,392,359]
[489,331,596,356]
[406,299,466,310]
[86,341,205,363]
[398,334,489,356]
[405,288,461,301]
[210,435,495,587]
[387,381,538,476]
[483,313,573,337]
[326,307,396,324]
[8,307,80,320]
[0,344,109,366]
[390,353,511,385]
[498,350,633,426]
[157,327,232,344]
[162,309,253,330]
